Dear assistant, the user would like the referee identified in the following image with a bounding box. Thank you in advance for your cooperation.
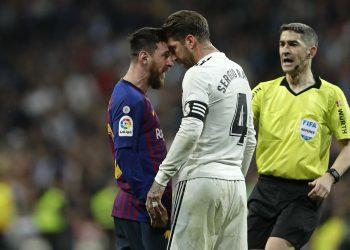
[248,23,350,250]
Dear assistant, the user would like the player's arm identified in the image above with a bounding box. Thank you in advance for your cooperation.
[155,115,205,185]
[241,108,257,176]
[112,100,147,200]
[146,68,209,215]
[147,111,206,226]
[155,68,209,186]
[239,83,262,175]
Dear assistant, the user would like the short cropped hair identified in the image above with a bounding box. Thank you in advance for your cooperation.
[162,10,210,43]
[280,23,318,47]
[128,27,166,60]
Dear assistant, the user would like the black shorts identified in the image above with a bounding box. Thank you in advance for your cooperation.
[114,218,168,250]
[247,175,323,250]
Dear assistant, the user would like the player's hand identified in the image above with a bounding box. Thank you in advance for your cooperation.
[308,173,334,200]
[149,203,168,228]
[146,181,167,228]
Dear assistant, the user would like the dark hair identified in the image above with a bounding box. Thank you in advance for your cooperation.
[162,10,210,43]
[128,27,166,60]
[280,23,318,47]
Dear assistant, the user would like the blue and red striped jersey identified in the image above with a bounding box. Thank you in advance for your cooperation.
[107,79,171,222]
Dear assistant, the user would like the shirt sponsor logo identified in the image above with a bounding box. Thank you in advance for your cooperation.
[338,108,347,134]
[300,118,318,141]
[156,128,164,140]
[119,116,133,136]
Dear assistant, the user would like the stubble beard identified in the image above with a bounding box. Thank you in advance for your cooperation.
[182,48,196,69]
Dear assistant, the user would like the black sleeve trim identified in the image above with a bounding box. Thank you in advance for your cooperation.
[183,100,208,121]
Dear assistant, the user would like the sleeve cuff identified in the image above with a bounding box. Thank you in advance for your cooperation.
[155,171,170,187]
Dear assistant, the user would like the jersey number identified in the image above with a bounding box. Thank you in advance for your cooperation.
[230,93,247,145]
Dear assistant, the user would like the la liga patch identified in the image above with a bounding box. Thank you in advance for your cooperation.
[300,118,318,141]
[119,115,133,136]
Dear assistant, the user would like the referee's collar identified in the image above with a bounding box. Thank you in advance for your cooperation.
[280,75,321,96]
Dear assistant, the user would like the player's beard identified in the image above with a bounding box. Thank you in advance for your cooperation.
[180,47,196,69]
[149,62,164,90]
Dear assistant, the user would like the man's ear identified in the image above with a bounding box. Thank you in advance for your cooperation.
[309,46,317,58]
[138,50,149,65]
[185,34,196,49]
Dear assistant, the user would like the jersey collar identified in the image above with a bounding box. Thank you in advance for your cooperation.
[120,78,145,95]
[195,52,223,66]
[280,75,321,96]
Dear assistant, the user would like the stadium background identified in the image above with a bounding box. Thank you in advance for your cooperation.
[0,0,349,249]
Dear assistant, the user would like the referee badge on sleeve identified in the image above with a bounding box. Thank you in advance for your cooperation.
[300,118,318,141]
[119,115,133,136]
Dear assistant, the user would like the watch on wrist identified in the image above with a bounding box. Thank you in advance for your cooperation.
[327,168,340,183]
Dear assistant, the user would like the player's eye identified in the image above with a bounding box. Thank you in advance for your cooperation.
[169,46,176,54]
[163,51,170,58]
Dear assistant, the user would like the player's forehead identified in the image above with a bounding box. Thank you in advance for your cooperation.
[155,41,170,54]
[166,37,181,48]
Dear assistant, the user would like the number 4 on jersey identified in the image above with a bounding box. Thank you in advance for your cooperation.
[230,93,247,145]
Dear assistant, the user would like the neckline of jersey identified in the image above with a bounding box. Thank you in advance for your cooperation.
[280,75,322,96]
[196,51,223,66]
[120,78,145,95]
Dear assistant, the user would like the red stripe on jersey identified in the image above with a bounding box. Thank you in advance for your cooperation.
[120,192,127,217]
[125,195,133,218]
[117,178,133,194]
[153,115,163,172]
[133,198,139,219]
[144,99,158,173]
[112,201,117,216]
[107,99,116,154]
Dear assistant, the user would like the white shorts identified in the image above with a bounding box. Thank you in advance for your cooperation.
[167,178,247,250]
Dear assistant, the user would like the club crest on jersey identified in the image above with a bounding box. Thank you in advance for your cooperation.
[119,115,133,136]
[300,118,318,141]
[184,102,190,116]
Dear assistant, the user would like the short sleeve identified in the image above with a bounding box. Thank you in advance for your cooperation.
[328,88,350,140]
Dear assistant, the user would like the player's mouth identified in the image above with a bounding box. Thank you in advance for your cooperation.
[162,67,171,74]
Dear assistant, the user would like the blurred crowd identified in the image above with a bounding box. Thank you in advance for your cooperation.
[0,0,349,250]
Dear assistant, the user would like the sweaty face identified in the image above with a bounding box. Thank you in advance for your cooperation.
[279,31,309,74]
[167,38,196,69]
[148,42,174,89]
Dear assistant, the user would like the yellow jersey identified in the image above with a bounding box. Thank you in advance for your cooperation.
[252,76,350,180]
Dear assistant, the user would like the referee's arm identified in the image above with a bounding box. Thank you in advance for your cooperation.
[308,139,350,199]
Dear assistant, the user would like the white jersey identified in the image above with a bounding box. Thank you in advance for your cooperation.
[156,52,256,186]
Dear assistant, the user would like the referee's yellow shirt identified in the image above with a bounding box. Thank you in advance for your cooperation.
[252,76,350,180]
